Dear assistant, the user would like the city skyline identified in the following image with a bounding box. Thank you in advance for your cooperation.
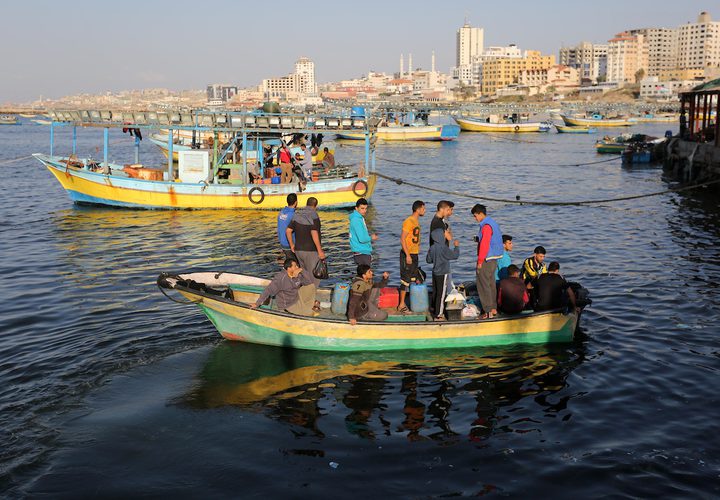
[0,0,716,102]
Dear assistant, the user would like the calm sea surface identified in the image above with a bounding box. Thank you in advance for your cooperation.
[1,119,719,498]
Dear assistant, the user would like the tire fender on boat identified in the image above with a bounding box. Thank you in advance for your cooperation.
[248,186,265,205]
[352,179,368,197]
[514,125,520,133]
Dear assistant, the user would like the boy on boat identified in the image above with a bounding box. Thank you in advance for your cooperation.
[277,193,297,260]
[426,228,460,321]
[347,265,390,325]
[495,235,514,283]
[497,264,529,315]
[428,200,453,247]
[522,246,548,306]
[251,258,320,317]
[349,198,377,266]
[534,261,578,313]
[398,200,426,313]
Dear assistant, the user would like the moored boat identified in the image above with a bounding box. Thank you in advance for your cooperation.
[555,124,597,134]
[454,116,549,133]
[0,114,20,125]
[157,271,589,352]
[337,123,460,141]
[561,114,632,127]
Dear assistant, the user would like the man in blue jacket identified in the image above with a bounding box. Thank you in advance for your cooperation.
[349,198,377,266]
[277,193,297,259]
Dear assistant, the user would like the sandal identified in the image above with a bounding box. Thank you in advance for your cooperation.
[312,300,321,313]
[396,305,410,315]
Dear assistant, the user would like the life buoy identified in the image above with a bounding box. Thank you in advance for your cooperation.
[352,179,368,197]
[514,125,520,133]
[248,186,265,205]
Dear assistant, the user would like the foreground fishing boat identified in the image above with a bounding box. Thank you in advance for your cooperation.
[157,272,588,352]
[454,116,550,133]
[555,124,596,134]
[561,114,632,127]
[336,123,460,141]
[34,109,378,210]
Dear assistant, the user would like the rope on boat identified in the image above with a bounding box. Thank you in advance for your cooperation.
[374,171,720,206]
[0,155,33,166]
[157,281,202,305]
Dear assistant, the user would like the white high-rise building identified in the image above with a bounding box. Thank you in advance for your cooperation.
[677,12,720,70]
[454,22,484,85]
[294,57,316,95]
[456,22,484,66]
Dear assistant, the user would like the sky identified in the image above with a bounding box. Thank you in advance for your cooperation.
[0,0,716,102]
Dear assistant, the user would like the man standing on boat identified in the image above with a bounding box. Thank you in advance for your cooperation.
[398,200,426,313]
[349,198,377,266]
[429,200,453,247]
[279,143,293,184]
[300,144,314,180]
[471,204,503,319]
[287,197,325,287]
[251,258,320,317]
[277,193,297,260]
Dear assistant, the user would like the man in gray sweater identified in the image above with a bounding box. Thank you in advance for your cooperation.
[426,228,460,321]
[251,258,319,316]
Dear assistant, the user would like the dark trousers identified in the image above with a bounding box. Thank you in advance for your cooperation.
[476,260,498,313]
[432,273,449,318]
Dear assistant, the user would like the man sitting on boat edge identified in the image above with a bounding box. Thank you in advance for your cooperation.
[348,265,390,325]
[251,258,320,317]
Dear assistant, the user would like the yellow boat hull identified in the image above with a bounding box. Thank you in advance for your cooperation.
[454,117,543,133]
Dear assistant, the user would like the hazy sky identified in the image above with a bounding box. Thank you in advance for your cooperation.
[0,0,715,102]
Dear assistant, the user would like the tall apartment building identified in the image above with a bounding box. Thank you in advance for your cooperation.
[559,42,608,82]
[294,57,316,95]
[677,11,720,70]
[607,31,648,84]
[454,22,484,85]
[481,50,556,95]
[643,28,678,77]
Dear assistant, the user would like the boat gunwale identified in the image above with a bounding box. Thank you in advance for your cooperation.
[170,278,576,328]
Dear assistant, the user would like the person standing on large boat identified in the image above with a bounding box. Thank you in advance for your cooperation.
[279,144,293,184]
[398,200,426,313]
[300,144,314,180]
[349,198,377,267]
[251,258,320,317]
[471,204,504,319]
[287,197,325,287]
[277,193,297,260]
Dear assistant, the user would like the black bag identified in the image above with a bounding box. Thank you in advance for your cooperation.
[313,259,329,280]
[414,266,426,284]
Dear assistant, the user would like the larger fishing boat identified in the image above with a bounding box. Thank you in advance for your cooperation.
[33,109,378,210]
[157,271,590,352]
[454,115,550,133]
[336,123,460,141]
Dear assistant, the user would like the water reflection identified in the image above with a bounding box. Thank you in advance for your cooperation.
[179,341,586,443]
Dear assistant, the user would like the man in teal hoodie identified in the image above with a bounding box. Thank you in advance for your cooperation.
[349,198,377,266]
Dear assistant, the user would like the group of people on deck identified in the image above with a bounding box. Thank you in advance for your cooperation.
[256,140,335,187]
[255,195,577,323]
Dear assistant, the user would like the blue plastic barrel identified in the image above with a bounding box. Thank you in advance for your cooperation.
[351,106,366,118]
[271,176,280,184]
[409,283,429,312]
[331,283,350,315]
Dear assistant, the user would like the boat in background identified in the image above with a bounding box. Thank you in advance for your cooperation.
[337,123,459,141]
[628,113,678,123]
[561,114,632,127]
[556,124,596,134]
[455,115,551,133]
[0,114,20,125]
[157,271,589,352]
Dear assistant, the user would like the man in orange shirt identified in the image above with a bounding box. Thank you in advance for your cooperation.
[398,200,426,313]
